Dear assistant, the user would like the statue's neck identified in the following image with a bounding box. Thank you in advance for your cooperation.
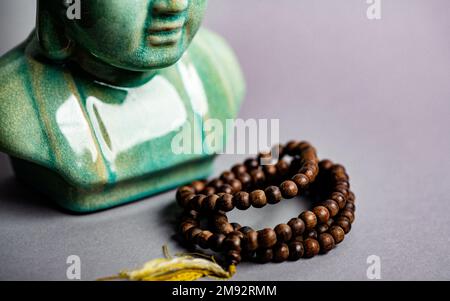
[72,48,159,88]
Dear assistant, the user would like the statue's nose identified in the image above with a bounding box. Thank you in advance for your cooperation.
[153,0,189,14]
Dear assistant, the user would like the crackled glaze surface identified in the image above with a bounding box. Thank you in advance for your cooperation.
[0,0,245,212]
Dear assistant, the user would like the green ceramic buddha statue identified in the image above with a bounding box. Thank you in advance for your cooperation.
[0,0,245,212]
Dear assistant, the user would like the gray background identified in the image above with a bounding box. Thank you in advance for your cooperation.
[0,0,449,281]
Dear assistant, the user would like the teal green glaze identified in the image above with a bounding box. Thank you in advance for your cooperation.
[0,0,245,212]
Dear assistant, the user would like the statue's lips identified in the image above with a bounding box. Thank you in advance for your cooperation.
[147,18,185,46]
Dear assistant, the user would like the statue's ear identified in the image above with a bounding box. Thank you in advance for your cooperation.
[36,0,74,61]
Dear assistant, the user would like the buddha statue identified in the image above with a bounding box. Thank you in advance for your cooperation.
[0,0,245,212]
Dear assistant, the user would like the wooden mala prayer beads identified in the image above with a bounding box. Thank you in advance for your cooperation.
[176,141,356,266]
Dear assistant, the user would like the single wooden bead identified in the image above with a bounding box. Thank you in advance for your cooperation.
[345,202,355,211]
[280,180,298,199]
[226,250,242,265]
[335,186,349,199]
[336,217,352,234]
[319,159,334,171]
[303,238,320,258]
[208,233,226,251]
[202,194,219,212]
[198,231,213,249]
[208,179,224,190]
[265,186,282,204]
[340,209,355,224]
[231,164,247,176]
[239,226,254,234]
[243,230,259,252]
[299,167,315,181]
[219,184,233,194]
[230,223,242,231]
[306,230,318,239]
[186,227,202,242]
[228,179,242,193]
[256,249,273,263]
[191,181,206,193]
[299,211,318,230]
[348,191,356,202]
[179,221,196,235]
[202,186,215,196]
[276,160,290,177]
[223,235,241,251]
[262,165,278,182]
[220,171,235,182]
[313,206,330,224]
[250,190,267,208]
[317,223,329,234]
[250,169,266,188]
[237,173,252,190]
[288,241,304,260]
[190,194,206,211]
[273,243,290,262]
[331,192,346,209]
[217,194,234,212]
[274,224,293,242]
[176,186,195,207]
[318,233,335,253]
[258,228,277,248]
[244,158,259,170]
[329,226,345,244]
[288,218,306,236]
[234,191,251,210]
[292,173,309,190]
[215,222,234,235]
[212,212,228,225]
[322,199,340,217]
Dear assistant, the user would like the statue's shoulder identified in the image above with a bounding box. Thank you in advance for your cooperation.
[0,41,52,166]
[185,28,246,115]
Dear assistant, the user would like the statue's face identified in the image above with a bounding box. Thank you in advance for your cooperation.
[64,0,207,70]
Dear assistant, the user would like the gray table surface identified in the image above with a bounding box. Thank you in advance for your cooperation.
[0,0,449,281]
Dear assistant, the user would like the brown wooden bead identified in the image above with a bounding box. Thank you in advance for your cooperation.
[208,233,226,251]
[256,249,273,263]
[198,231,213,249]
[329,226,345,244]
[250,190,267,208]
[288,241,304,260]
[203,186,216,196]
[223,234,241,251]
[220,171,235,182]
[202,194,219,212]
[276,160,290,176]
[288,218,306,236]
[190,194,206,211]
[348,191,355,202]
[299,211,318,230]
[313,206,330,224]
[292,173,309,190]
[179,221,196,235]
[303,238,320,258]
[274,224,292,242]
[212,212,228,224]
[231,164,247,176]
[317,223,329,234]
[234,191,251,210]
[191,181,206,193]
[226,250,242,265]
[331,192,346,209]
[340,209,355,223]
[292,236,304,243]
[335,186,349,199]
[265,186,282,204]
[322,199,340,217]
[219,184,233,194]
[215,222,234,235]
[237,173,252,190]
[239,226,254,234]
[243,230,259,252]
[318,233,335,253]
[319,159,334,171]
[336,217,352,234]
[306,230,318,239]
[217,194,234,212]
[273,243,290,262]
[176,186,195,207]
[345,202,355,211]
[208,179,224,190]
[299,167,315,181]
[263,165,278,181]
[250,169,266,188]
[230,223,242,231]
[244,158,259,170]
[186,227,202,242]
[326,218,334,227]
[280,180,298,199]
[228,179,242,193]
[285,140,300,155]
[258,228,277,248]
